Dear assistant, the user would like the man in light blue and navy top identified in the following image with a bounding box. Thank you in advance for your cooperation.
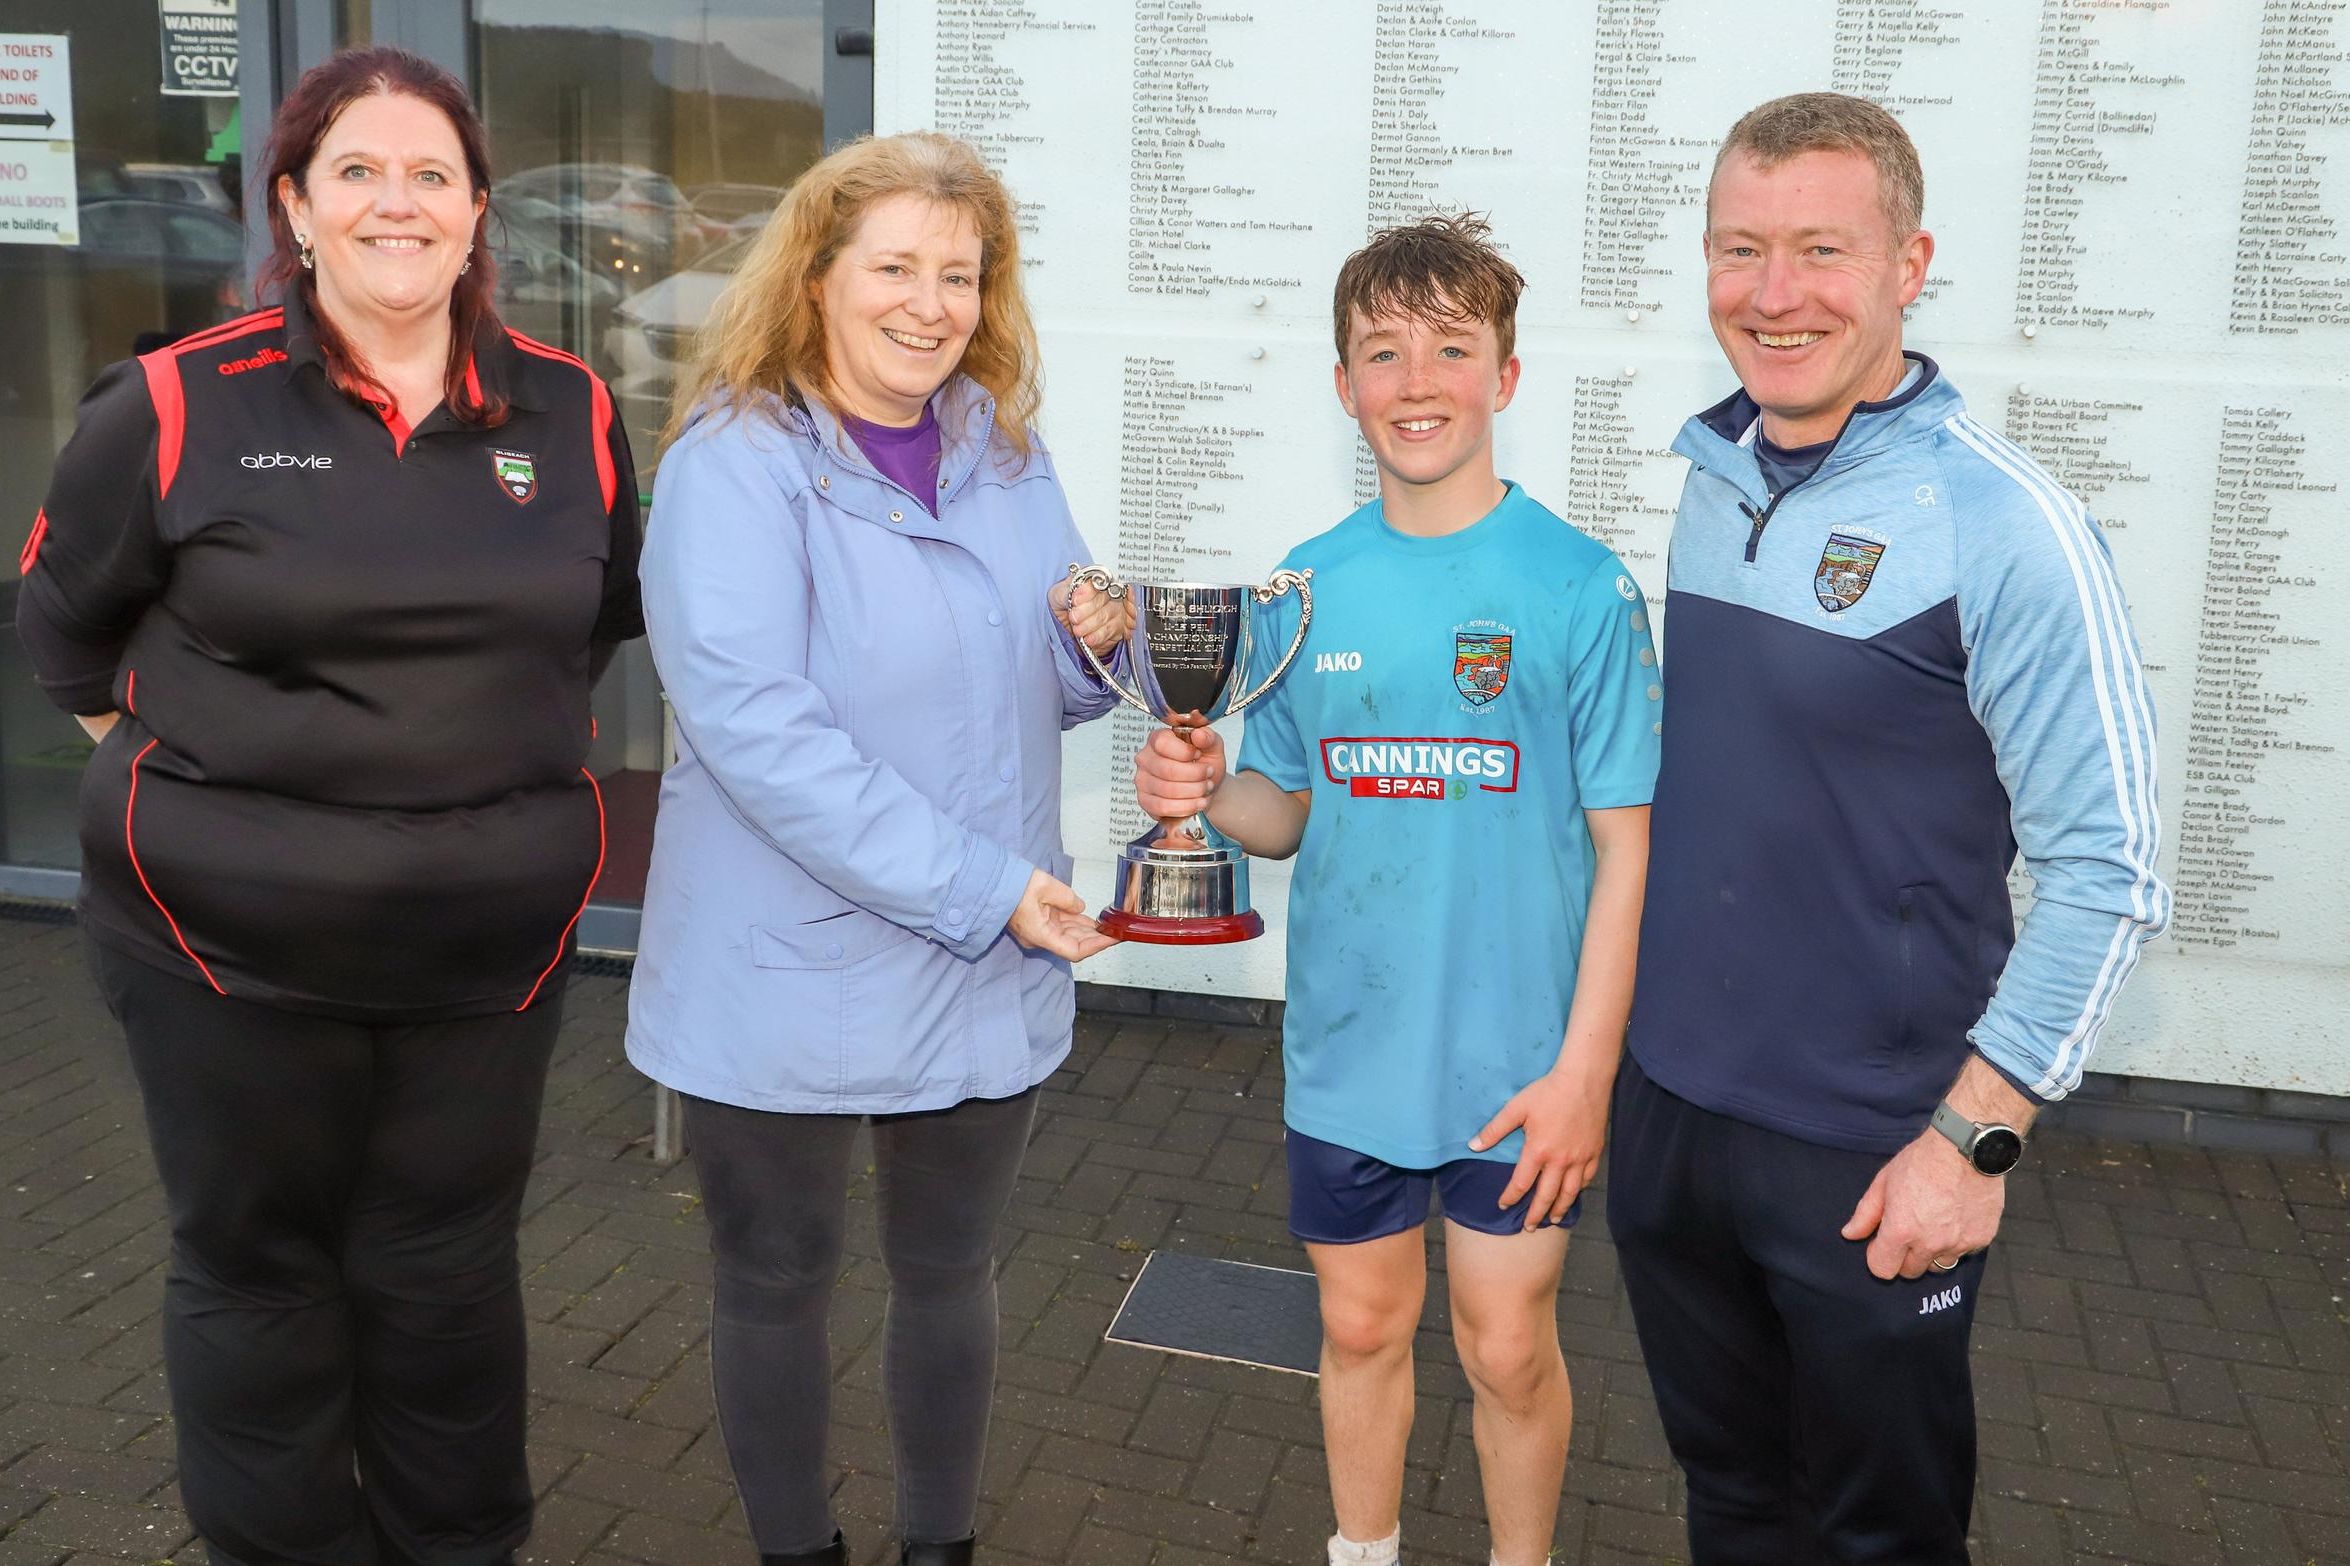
[1608,93,2168,1566]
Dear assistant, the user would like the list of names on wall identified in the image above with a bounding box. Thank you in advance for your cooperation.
[882,1,2350,1082]
[2172,400,2341,961]
[2231,0,2350,337]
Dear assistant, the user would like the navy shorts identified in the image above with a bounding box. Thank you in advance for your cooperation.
[1285,1128,1581,1244]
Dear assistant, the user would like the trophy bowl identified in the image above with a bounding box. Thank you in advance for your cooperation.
[1064,565,1313,944]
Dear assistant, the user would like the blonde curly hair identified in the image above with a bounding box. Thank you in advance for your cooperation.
[667,132,1041,457]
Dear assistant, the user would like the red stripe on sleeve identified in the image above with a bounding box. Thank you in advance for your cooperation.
[133,310,290,497]
[167,307,285,356]
[17,510,48,575]
[138,353,187,500]
[507,332,619,513]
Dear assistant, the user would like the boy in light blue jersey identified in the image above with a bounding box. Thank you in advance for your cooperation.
[1134,216,1659,1566]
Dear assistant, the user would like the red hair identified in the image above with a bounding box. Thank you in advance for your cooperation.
[257,46,507,426]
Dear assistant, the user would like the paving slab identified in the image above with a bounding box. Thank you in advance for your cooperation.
[0,916,2343,1564]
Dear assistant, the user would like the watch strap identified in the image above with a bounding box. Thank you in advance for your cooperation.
[1929,1099,1978,1158]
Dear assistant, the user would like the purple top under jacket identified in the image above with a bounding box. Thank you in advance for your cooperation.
[841,404,943,515]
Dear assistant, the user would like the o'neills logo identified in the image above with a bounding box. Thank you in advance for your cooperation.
[1320,735,1520,800]
[217,347,288,376]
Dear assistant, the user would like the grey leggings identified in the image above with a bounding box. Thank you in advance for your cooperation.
[682,1087,1039,1554]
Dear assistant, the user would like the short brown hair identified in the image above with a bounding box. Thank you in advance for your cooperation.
[670,132,1040,455]
[1710,92,1924,239]
[1331,213,1525,364]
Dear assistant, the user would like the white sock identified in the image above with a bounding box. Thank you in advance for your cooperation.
[1327,1528,1400,1566]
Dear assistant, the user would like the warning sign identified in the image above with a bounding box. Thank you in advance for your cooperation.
[160,1,239,99]
[0,34,76,248]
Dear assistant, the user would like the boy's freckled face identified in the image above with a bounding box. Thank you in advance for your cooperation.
[1334,306,1519,492]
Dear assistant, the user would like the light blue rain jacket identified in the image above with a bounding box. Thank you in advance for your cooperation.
[627,376,1117,1112]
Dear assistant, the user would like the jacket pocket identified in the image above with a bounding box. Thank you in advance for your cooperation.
[749,910,916,970]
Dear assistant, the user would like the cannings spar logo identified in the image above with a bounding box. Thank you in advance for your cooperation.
[1320,736,1520,801]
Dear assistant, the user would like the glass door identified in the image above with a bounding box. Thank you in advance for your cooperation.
[0,0,249,886]
[471,0,826,914]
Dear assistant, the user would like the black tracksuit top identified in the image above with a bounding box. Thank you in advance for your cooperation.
[18,291,645,1020]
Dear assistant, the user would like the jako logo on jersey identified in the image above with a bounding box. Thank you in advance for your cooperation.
[1919,1284,1962,1315]
[217,348,289,377]
[241,452,333,469]
[1313,651,1363,673]
[1320,736,1520,799]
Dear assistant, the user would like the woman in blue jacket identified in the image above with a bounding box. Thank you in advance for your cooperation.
[627,133,1126,1566]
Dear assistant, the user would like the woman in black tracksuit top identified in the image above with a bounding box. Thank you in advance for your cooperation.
[15,48,640,1564]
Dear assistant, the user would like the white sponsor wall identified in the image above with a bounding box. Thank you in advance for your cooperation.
[876,0,2349,1096]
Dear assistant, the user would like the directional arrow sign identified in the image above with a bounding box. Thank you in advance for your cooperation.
[0,36,76,247]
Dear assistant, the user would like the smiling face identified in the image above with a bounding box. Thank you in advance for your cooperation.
[278,92,485,331]
[1334,303,1519,504]
[816,192,982,426]
[1704,147,1933,447]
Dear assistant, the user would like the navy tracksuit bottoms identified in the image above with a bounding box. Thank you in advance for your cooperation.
[1608,1054,1985,1565]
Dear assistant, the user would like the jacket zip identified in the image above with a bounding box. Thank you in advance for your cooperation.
[1723,388,1893,563]
[1737,491,1787,563]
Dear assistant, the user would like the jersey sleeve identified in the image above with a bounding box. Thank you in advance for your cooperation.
[1559,554,1662,809]
[1233,571,1310,791]
[591,386,646,644]
[1956,482,2168,1101]
[16,359,171,716]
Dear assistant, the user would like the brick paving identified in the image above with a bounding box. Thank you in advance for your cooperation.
[0,912,2345,1565]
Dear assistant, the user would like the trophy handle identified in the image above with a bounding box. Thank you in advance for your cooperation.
[1219,569,1314,719]
[1063,563,1157,718]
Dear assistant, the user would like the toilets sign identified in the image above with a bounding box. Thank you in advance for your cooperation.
[0,35,76,249]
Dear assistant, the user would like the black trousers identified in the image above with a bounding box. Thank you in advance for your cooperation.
[93,941,562,1566]
[682,1086,1039,1554]
[1607,1054,1985,1566]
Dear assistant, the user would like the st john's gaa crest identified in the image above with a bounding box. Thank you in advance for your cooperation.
[1453,632,1512,706]
[492,449,538,504]
[1814,530,1887,612]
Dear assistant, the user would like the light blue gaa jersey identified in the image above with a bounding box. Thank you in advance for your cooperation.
[1236,483,1660,1169]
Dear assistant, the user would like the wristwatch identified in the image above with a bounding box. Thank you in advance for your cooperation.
[1930,1101,2025,1177]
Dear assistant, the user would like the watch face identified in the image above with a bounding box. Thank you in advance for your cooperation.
[1973,1126,2025,1176]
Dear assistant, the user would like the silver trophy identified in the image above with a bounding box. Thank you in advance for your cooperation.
[1064,564,1314,943]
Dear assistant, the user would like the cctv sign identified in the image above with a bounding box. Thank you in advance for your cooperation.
[160,0,239,98]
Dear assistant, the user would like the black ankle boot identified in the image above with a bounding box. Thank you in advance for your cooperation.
[763,1530,846,1566]
[900,1538,974,1566]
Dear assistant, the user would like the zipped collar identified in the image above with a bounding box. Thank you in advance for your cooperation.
[1672,352,1954,509]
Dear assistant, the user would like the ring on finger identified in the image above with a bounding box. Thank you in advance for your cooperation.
[1929,1255,1961,1272]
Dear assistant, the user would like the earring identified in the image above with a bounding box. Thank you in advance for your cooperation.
[297,234,314,271]
[459,241,474,277]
